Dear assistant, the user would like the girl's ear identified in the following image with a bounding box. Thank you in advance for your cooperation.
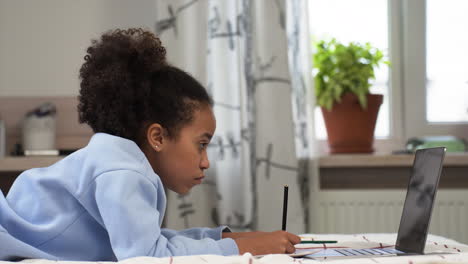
[146,123,166,152]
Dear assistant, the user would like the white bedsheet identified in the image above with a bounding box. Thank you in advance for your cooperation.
[2,233,468,264]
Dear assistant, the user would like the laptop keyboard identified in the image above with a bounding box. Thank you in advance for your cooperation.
[335,248,401,256]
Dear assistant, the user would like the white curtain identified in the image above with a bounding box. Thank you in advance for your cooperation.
[156,0,314,234]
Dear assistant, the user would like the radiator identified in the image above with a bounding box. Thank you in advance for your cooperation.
[309,190,468,244]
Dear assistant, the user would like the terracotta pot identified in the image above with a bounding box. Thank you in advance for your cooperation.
[321,93,383,153]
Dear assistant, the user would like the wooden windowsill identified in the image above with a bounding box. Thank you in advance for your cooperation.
[319,152,468,168]
[1,152,468,172]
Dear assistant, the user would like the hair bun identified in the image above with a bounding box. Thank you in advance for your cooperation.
[86,28,167,77]
[112,28,167,73]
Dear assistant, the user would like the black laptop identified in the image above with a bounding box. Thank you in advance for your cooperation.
[305,147,446,259]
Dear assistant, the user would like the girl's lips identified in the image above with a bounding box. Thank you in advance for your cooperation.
[194,177,204,184]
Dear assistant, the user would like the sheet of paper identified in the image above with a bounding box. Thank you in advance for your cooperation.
[289,248,322,257]
[304,249,346,257]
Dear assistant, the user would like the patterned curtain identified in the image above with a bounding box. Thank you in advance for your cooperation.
[156,0,313,234]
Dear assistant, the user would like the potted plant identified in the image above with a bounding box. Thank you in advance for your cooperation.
[313,39,389,153]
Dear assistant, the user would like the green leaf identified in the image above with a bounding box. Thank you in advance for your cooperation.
[312,39,389,109]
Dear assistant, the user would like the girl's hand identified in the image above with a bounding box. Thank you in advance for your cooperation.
[233,230,301,255]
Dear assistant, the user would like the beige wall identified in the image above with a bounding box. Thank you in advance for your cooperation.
[0,0,157,96]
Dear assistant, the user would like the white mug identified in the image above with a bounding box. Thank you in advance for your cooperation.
[22,115,56,151]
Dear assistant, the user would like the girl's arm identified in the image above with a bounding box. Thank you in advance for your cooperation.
[222,231,267,239]
[92,171,238,259]
[161,226,230,240]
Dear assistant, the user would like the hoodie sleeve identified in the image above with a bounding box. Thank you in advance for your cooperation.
[161,226,232,240]
[92,171,238,260]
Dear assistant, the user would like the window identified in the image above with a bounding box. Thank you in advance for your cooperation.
[308,0,468,148]
[308,0,390,139]
[426,0,468,123]
[404,0,468,139]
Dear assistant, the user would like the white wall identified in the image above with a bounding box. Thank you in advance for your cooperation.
[0,0,157,96]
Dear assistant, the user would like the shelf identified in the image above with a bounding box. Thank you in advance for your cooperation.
[319,152,468,168]
[0,156,64,172]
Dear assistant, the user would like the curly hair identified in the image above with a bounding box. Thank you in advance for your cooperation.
[78,28,213,143]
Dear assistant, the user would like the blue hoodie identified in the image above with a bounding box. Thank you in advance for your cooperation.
[0,133,238,261]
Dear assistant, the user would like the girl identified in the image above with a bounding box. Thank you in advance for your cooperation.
[0,28,300,261]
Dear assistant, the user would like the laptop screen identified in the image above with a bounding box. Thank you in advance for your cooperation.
[395,147,446,254]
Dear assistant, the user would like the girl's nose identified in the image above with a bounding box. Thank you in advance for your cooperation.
[200,152,210,170]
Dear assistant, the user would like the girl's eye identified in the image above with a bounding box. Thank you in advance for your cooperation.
[199,143,209,150]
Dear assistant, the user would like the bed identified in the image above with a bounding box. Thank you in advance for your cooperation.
[3,234,468,264]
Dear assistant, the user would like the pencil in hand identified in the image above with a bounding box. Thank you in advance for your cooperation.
[282,185,288,231]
